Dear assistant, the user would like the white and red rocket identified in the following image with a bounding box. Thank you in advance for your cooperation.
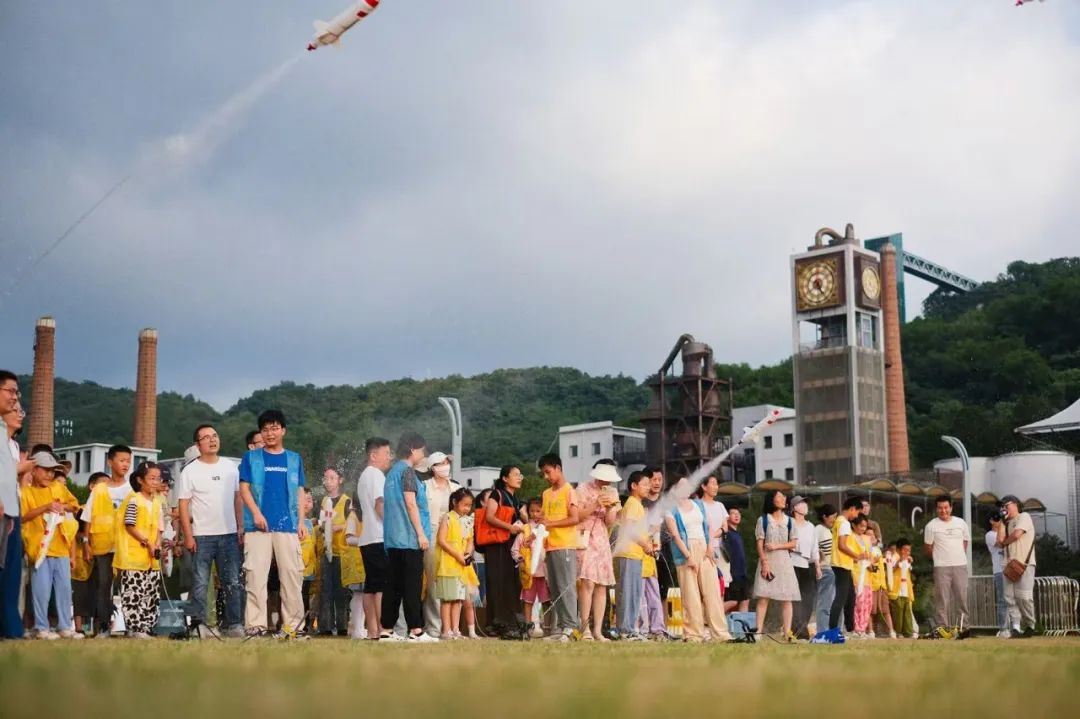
[307,1,381,51]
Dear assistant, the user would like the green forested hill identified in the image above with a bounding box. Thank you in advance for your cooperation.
[17,257,1080,473]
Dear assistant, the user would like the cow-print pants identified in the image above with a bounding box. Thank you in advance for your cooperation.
[120,569,160,635]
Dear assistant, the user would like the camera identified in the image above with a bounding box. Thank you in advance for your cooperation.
[153,548,162,560]
[989,504,1006,523]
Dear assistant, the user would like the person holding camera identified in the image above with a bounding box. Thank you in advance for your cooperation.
[995,495,1037,638]
[984,513,1010,638]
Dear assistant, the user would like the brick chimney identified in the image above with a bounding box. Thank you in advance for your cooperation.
[133,328,158,449]
[28,316,56,448]
[880,244,910,472]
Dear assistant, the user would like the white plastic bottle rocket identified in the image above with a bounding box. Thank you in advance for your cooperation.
[307,1,381,51]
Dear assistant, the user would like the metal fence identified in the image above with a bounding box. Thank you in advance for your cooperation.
[1035,576,1080,636]
[963,574,1079,635]
[966,575,999,629]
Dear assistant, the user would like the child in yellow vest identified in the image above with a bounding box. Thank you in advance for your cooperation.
[887,538,917,638]
[511,498,550,638]
[72,472,107,635]
[299,488,317,617]
[868,530,897,639]
[318,469,353,636]
[113,462,164,639]
[81,445,133,637]
[435,488,475,640]
[20,453,81,639]
[343,501,367,638]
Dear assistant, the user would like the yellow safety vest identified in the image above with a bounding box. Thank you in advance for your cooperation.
[88,481,125,556]
[340,511,366,587]
[436,511,469,580]
[20,482,78,563]
[323,495,351,557]
[112,492,162,572]
[301,518,317,579]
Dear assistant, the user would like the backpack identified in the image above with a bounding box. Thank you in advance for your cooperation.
[760,513,793,541]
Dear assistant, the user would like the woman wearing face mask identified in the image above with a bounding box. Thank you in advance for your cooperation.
[420,452,460,637]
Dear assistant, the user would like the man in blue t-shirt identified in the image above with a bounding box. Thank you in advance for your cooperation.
[379,431,435,642]
[238,409,307,636]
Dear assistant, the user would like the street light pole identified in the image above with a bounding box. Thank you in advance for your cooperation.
[941,435,972,572]
[438,397,462,479]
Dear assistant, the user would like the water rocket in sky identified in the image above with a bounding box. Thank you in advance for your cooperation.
[307,1,381,51]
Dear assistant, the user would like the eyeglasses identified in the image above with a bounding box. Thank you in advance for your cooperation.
[197,432,219,443]
[261,424,284,433]
[0,387,20,398]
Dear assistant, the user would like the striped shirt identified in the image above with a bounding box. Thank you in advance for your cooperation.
[816,523,833,565]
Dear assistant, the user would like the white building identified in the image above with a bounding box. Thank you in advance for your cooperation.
[558,421,646,488]
[457,466,500,492]
[730,405,798,485]
[54,443,160,486]
[934,451,1079,550]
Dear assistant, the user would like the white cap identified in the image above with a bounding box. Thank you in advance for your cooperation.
[416,451,450,473]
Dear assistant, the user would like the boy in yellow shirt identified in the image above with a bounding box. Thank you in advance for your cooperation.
[20,453,81,639]
[538,453,580,641]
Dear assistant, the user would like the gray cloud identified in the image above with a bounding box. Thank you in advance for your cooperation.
[2,1,1078,410]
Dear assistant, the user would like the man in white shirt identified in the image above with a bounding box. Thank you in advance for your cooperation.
[985,517,1009,638]
[356,436,392,639]
[178,423,243,637]
[923,495,970,629]
[996,495,1037,637]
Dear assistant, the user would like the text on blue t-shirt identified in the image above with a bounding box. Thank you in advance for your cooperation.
[239,449,302,533]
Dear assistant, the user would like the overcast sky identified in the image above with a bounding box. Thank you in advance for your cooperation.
[2,1,1078,411]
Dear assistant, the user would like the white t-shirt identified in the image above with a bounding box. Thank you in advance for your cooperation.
[178,457,240,536]
[701,499,728,553]
[357,465,386,546]
[985,529,1005,574]
[80,480,134,523]
[676,502,706,541]
[923,516,970,567]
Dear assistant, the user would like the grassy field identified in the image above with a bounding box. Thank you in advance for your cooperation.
[2,637,1079,718]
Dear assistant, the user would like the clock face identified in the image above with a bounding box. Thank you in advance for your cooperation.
[861,266,881,301]
[795,256,842,311]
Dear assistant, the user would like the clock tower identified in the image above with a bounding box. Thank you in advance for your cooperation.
[791,224,888,485]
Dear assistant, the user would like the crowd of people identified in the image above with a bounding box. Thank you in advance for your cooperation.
[0,369,1041,643]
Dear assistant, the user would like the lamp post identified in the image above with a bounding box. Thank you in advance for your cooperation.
[941,435,972,572]
[438,397,462,479]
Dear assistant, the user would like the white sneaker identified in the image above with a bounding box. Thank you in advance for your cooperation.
[58,630,84,640]
[544,629,572,642]
[379,632,406,642]
[36,630,60,641]
[866,631,876,639]
[131,632,153,640]
[997,629,1013,639]
[888,631,897,639]
[94,631,113,640]
[528,624,544,639]
[408,631,439,643]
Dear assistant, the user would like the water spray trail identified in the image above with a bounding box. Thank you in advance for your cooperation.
[147,54,303,173]
[0,53,303,305]
[612,409,782,556]
[0,175,131,308]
